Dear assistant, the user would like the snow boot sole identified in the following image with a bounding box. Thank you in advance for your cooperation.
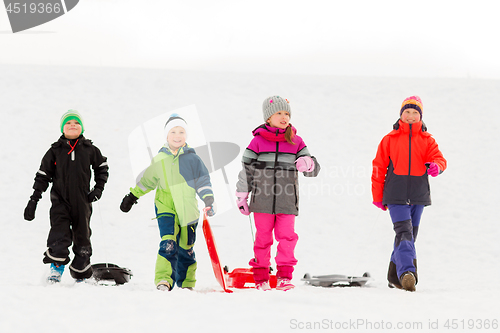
[157,281,172,291]
[400,272,416,292]
[276,279,294,291]
[255,281,271,291]
[47,276,61,284]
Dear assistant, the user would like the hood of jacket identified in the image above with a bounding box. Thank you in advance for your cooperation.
[392,119,428,134]
[52,135,92,150]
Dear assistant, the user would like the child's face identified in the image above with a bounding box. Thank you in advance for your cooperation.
[267,110,290,129]
[401,108,421,124]
[167,126,186,151]
[63,119,82,139]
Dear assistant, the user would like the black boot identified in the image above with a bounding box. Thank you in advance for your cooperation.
[387,261,403,289]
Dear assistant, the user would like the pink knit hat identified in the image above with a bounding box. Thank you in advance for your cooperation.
[400,96,423,118]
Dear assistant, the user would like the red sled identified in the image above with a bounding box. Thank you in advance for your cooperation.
[224,267,277,289]
[202,209,232,293]
[202,210,277,292]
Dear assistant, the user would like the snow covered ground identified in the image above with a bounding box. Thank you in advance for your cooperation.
[0,64,499,332]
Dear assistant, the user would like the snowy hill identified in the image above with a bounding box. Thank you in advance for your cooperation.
[0,64,498,332]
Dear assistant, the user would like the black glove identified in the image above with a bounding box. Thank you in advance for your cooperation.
[88,187,103,202]
[24,190,42,221]
[203,196,216,217]
[120,193,138,212]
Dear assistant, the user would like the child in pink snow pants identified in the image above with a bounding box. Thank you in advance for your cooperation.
[236,96,320,291]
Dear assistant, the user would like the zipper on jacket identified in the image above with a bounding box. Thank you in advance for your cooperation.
[294,184,298,206]
[67,139,78,162]
[271,129,279,214]
[407,124,412,204]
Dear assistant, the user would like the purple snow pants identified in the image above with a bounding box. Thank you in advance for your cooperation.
[388,204,424,281]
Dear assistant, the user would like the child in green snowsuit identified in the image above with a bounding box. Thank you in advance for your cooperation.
[120,114,215,291]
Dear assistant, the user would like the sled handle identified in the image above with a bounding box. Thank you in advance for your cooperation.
[202,206,211,219]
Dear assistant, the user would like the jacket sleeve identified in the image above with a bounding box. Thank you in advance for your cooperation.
[371,136,390,202]
[303,156,320,177]
[32,147,56,193]
[130,159,160,198]
[297,141,321,177]
[92,146,109,191]
[191,155,213,202]
[236,145,258,193]
[427,136,447,174]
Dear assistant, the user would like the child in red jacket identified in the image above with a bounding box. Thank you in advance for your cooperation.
[371,96,446,291]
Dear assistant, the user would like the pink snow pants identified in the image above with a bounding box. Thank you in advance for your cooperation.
[249,213,298,268]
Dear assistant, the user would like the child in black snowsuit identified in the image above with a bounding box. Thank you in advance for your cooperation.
[24,110,109,282]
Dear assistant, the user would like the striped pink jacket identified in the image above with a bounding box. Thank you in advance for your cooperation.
[236,124,320,215]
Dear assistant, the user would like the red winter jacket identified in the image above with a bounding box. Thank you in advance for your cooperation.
[371,120,447,206]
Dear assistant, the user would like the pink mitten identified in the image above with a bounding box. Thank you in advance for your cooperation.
[426,162,440,177]
[236,191,250,216]
[373,201,387,211]
[295,156,314,172]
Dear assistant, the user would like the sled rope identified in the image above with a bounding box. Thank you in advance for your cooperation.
[249,214,255,244]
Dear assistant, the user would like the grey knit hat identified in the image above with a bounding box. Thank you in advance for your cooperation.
[262,96,291,122]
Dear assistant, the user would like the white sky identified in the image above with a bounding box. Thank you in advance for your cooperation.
[1,0,499,79]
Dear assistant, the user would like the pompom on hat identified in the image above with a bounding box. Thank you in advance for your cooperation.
[262,96,291,122]
[400,96,423,119]
[164,113,188,141]
[60,110,84,134]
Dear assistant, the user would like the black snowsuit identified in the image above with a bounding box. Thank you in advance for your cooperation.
[32,135,108,279]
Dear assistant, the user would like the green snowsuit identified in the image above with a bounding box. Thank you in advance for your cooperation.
[130,144,213,288]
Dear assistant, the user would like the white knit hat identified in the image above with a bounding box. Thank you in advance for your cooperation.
[164,113,188,140]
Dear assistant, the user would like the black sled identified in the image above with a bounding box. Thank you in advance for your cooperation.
[91,263,133,285]
[302,272,371,287]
